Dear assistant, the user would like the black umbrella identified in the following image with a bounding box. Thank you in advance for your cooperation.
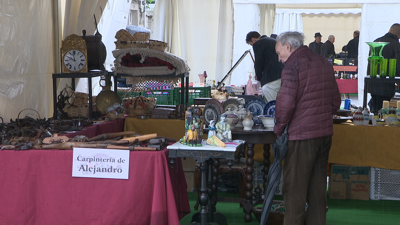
[260,124,289,225]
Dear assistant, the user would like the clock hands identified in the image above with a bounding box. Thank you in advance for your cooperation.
[66,55,75,61]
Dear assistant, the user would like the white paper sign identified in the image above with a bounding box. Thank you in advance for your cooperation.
[72,148,130,179]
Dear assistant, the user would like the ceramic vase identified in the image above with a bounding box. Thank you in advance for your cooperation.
[242,111,254,131]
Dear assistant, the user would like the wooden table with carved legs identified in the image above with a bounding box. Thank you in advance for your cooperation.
[229,129,277,222]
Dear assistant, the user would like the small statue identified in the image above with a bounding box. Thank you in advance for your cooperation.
[216,114,232,142]
[208,120,217,139]
[185,124,202,146]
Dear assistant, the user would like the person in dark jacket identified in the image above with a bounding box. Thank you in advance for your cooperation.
[342,30,360,59]
[275,31,341,225]
[368,23,400,114]
[246,31,284,102]
[320,35,336,59]
[308,32,323,54]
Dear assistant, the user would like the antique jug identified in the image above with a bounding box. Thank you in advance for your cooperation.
[96,76,121,115]
[242,111,254,131]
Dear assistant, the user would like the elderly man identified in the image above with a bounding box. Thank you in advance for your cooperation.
[308,32,323,54]
[274,31,341,225]
[320,35,336,59]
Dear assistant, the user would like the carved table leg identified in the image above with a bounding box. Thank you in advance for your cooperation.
[197,161,210,225]
[207,159,215,222]
[213,159,220,204]
[263,144,271,191]
[243,143,255,222]
[211,159,227,225]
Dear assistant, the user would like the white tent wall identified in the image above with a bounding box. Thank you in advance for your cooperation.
[231,4,262,87]
[152,0,234,85]
[0,0,54,122]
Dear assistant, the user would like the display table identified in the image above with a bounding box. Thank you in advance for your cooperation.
[330,122,400,171]
[0,148,190,225]
[363,76,400,108]
[124,117,278,222]
[63,118,125,139]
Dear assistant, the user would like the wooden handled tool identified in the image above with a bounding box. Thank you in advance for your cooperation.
[107,145,157,151]
[120,133,157,143]
[88,131,136,141]
[36,142,108,150]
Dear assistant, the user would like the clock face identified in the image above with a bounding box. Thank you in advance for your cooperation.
[63,50,87,72]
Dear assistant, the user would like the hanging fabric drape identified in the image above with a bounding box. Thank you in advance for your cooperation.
[62,0,108,39]
[0,0,54,121]
[259,4,276,37]
[273,11,303,35]
[152,0,234,84]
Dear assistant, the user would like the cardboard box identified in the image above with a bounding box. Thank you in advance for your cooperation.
[329,164,370,200]
[184,171,196,192]
[181,157,196,172]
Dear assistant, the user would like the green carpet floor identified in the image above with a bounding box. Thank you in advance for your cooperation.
[180,192,400,225]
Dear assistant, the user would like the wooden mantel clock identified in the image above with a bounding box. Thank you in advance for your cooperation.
[61,34,88,73]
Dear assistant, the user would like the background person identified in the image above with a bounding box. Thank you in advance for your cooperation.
[368,23,400,114]
[246,31,284,102]
[342,30,360,59]
[308,32,323,55]
[320,35,336,59]
[274,31,341,225]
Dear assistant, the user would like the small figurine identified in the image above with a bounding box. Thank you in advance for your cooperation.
[185,124,202,146]
[208,120,217,139]
[216,114,232,142]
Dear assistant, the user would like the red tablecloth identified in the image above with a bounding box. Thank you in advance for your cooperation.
[336,79,358,94]
[63,118,125,138]
[0,148,190,225]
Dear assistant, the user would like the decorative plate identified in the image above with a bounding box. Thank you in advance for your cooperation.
[245,97,267,124]
[206,99,224,115]
[222,98,240,113]
[264,100,276,117]
[203,104,220,125]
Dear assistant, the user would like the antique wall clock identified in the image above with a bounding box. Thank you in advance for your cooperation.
[61,34,88,73]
